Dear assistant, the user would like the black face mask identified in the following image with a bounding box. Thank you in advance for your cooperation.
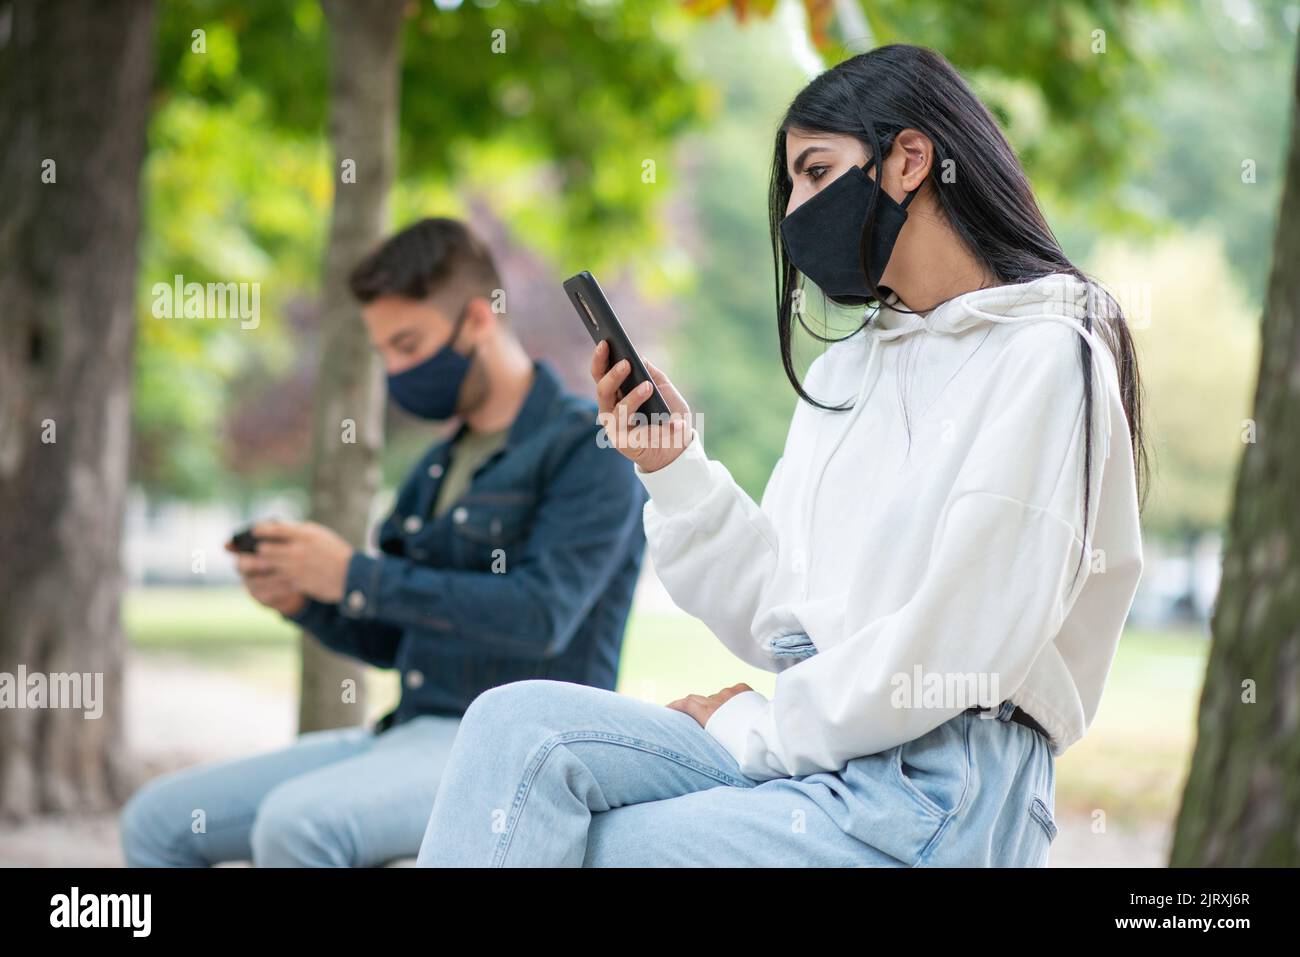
[779,153,920,306]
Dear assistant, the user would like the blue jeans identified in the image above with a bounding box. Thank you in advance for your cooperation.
[415,680,1057,867]
[121,715,461,867]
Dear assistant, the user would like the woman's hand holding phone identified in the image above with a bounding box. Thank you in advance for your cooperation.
[591,340,693,474]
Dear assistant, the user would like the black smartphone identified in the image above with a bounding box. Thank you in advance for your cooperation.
[229,526,260,553]
[563,271,671,419]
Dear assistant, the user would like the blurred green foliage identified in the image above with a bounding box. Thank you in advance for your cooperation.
[1093,233,1260,536]
[667,16,806,496]
[1123,0,1295,301]
[136,0,706,496]
[135,89,327,497]
[398,1,706,265]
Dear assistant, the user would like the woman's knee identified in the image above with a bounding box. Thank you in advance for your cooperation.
[462,679,596,737]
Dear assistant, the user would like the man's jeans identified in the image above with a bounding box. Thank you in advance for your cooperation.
[121,715,461,867]
[415,680,1058,867]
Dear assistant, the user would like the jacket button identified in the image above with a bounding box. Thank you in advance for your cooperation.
[452,506,469,525]
[405,669,425,689]
[427,463,444,479]
[346,590,366,613]
[791,549,807,574]
[403,515,423,534]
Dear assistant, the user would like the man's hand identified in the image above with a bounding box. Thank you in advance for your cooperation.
[226,541,307,617]
[666,683,755,728]
[252,520,355,604]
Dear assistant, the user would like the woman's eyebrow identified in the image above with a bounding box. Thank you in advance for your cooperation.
[791,145,833,175]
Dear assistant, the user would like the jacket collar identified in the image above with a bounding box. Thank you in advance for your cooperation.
[441,359,563,451]
[503,360,564,448]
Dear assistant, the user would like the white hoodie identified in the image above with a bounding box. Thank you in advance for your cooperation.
[637,273,1143,782]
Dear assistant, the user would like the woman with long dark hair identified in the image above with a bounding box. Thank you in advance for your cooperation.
[415,44,1146,867]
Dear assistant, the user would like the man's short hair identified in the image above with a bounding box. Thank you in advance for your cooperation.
[348,217,502,307]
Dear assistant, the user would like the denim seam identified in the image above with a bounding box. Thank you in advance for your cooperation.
[1029,796,1058,842]
[892,746,947,821]
[492,729,753,867]
[912,713,974,867]
[453,520,529,546]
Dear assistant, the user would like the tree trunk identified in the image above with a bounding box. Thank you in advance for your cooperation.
[1170,35,1300,865]
[0,0,156,818]
[298,0,405,733]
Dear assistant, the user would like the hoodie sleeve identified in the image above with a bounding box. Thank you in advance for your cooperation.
[703,323,1112,780]
[636,432,791,672]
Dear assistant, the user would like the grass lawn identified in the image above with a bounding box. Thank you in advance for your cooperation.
[1055,630,1206,822]
[126,587,302,654]
[124,586,1206,825]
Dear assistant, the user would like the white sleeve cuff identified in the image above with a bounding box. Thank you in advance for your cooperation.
[634,429,714,515]
[703,689,774,778]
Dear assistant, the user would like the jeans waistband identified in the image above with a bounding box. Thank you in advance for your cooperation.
[965,701,1050,741]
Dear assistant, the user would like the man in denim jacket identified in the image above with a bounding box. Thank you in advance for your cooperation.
[120,218,647,866]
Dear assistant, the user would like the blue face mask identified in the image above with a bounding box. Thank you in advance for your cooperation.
[386,304,474,420]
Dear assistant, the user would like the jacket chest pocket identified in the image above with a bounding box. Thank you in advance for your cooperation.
[448,495,534,571]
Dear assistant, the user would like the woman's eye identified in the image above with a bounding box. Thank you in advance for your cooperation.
[806,165,830,182]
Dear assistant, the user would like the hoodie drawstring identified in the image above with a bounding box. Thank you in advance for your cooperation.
[800,318,910,572]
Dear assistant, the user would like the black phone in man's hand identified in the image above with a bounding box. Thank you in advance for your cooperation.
[229,526,260,553]
[563,271,671,419]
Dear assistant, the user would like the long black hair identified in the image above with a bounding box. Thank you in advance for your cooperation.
[769,44,1147,569]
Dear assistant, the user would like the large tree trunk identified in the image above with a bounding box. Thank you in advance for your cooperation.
[0,0,156,818]
[1170,36,1300,866]
[298,0,405,733]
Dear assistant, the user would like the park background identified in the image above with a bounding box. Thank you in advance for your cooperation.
[0,0,1295,866]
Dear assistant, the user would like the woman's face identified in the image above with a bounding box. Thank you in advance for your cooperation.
[783,129,871,217]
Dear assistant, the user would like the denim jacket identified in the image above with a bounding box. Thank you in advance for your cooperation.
[288,361,647,728]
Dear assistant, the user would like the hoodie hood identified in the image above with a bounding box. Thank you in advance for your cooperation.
[873,272,1092,338]
[850,272,1117,461]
